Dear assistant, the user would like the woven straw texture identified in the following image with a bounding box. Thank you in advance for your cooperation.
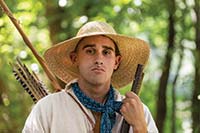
[44,21,150,89]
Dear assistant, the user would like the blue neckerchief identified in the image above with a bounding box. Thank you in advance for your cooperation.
[72,82,122,133]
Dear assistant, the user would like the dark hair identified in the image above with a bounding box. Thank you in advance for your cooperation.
[73,38,84,53]
[73,35,121,56]
[112,39,121,56]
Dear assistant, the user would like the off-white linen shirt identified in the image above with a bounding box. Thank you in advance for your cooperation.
[23,82,158,133]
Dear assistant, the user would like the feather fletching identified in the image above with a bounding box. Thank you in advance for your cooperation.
[11,58,49,103]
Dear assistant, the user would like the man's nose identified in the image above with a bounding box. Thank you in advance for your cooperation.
[95,60,103,65]
[94,51,103,65]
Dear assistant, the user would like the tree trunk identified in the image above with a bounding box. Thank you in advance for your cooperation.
[44,0,64,44]
[171,46,184,133]
[155,0,176,132]
[0,78,6,105]
[43,0,68,89]
[192,0,200,132]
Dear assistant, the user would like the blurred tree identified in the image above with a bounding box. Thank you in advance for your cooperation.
[168,0,192,132]
[192,0,200,132]
[0,0,47,132]
[155,0,176,132]
[0,0,199,132]
[0,77,5,105]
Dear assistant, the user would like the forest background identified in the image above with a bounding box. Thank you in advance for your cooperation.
[0,0,199,133]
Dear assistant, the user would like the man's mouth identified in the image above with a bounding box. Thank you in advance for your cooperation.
[91,68,105,73]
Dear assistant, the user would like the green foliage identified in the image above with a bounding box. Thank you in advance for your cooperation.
[0,1,49,132]
[0,0,197,132]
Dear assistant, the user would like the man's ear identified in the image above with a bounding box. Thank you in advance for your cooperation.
[114,55,122,70]
[70,51,77,64]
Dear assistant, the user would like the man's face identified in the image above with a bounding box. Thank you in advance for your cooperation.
[70,35,121,86]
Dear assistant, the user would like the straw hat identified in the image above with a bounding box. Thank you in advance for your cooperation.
[44,21,150,89]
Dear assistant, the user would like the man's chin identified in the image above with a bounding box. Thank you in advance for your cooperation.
[89,78,110,86]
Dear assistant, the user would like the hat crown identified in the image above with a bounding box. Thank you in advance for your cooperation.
[44,21,150,89]
[76,21,117,36]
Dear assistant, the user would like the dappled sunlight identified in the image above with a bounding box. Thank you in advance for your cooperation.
[0,0,199,132]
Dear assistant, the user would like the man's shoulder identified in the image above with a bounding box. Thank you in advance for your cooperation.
[36,90,68,105]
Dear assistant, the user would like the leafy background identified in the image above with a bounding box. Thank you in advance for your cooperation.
[0,0,199,132]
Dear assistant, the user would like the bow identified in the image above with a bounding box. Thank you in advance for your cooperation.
[0,0,62,94]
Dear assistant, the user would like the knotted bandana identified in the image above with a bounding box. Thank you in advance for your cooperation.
[72,82,122,133]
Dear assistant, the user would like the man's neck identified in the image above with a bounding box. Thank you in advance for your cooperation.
[77,79,110,103]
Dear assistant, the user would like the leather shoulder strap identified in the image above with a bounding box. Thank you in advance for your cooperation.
[67,92,95,128]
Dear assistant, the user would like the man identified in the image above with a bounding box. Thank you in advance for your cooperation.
[23,21,158,133]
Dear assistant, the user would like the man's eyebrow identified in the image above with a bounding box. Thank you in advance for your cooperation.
[82,44,95,50]
[82,44,115,51]
[102,45,114,51]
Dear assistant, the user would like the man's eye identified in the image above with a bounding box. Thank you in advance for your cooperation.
[86,49,95,54]
[103,50,111,55]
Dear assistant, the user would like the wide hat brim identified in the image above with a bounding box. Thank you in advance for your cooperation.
[44,32,150,89]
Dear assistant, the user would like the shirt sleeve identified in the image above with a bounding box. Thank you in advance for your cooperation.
[22,96,52,133]
[144,104,158,133]
[129,104,159,133]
